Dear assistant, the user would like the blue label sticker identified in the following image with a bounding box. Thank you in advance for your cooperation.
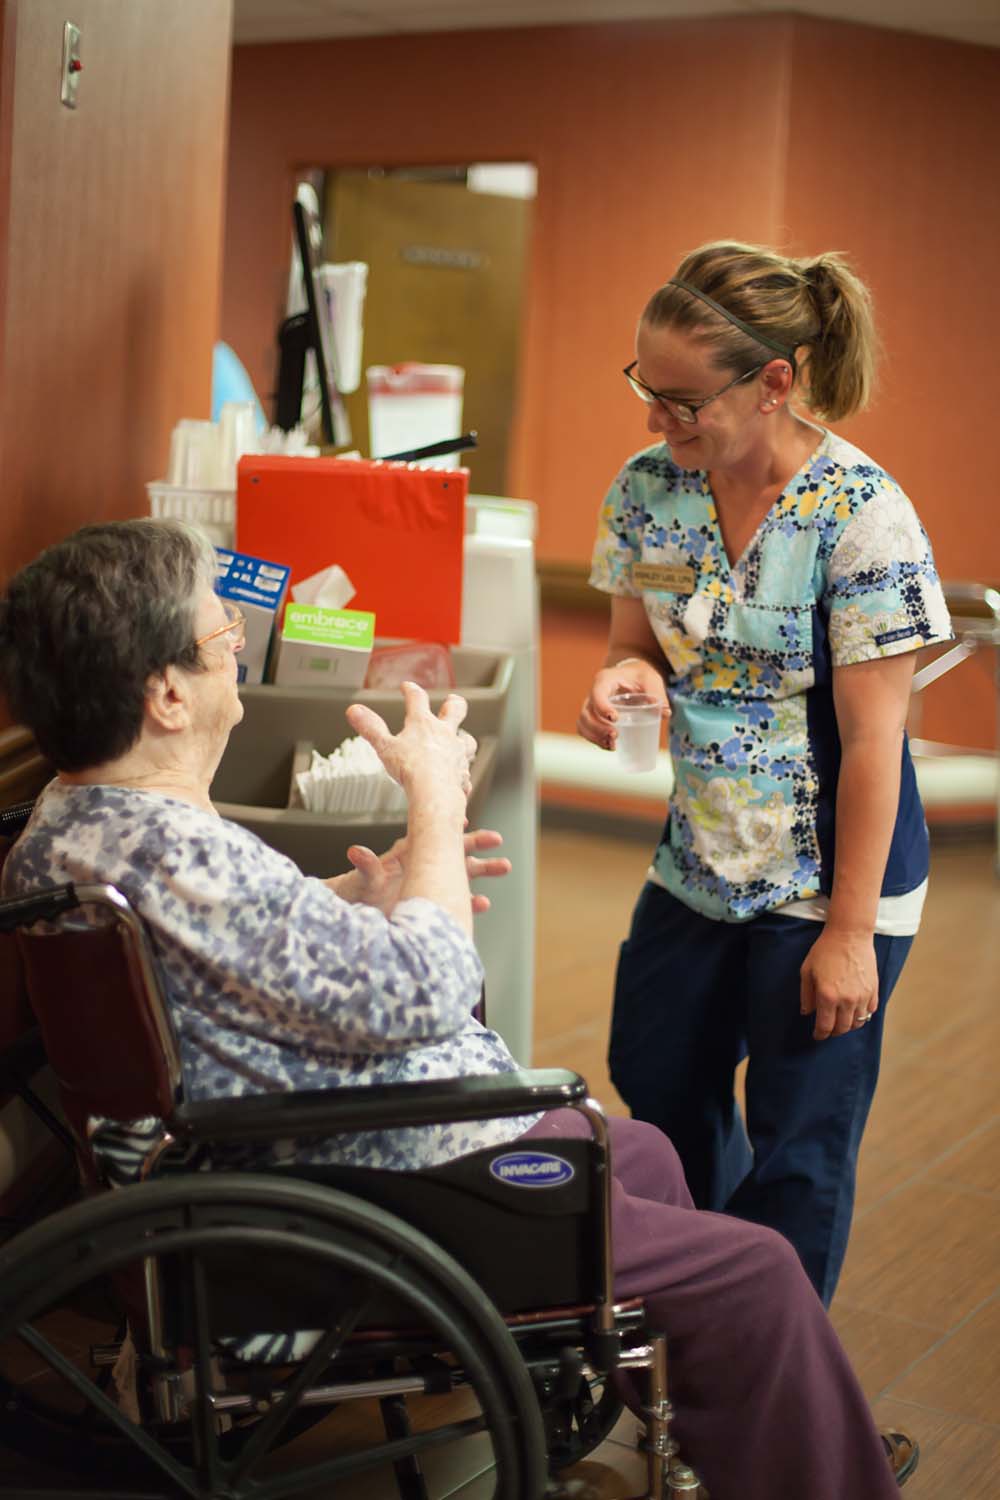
[488,1151,575,1188]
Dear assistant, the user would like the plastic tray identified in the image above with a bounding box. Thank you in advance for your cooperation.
[210,647,511,876]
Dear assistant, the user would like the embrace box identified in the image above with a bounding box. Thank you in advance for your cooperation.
[214,548,291,686]
[273,604,375,688]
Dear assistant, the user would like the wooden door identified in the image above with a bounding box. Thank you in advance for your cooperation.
[324,172,532,497]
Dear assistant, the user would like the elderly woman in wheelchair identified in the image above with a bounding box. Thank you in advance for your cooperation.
[0,519,916,1500]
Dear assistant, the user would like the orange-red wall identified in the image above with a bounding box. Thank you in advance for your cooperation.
[222,15,1000,750]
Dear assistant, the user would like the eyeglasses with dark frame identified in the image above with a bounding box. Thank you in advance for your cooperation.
[623,360,767,425]
[193,599,246,653]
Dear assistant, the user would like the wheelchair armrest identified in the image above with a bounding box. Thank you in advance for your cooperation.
[172,1068,588,1143]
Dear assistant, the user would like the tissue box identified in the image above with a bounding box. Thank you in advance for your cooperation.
[273,604,375,688]
[215,548,291,686]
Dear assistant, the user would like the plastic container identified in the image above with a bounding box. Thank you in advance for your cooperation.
[166,419,222,488]
[217,401,259,488]
[318,263,368,395]
[364,642,455,690]
[367,363,464,467]
[147,483,236,548]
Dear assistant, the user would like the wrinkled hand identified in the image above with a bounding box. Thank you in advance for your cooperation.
[333,828,510,916]
[347,682,476,800]
[800,928,879,1041]
[577,660,669,751]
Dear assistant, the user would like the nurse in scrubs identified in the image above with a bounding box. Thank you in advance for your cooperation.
[579,240,952,1306]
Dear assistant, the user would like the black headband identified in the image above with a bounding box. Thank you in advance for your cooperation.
[668,278,795,362]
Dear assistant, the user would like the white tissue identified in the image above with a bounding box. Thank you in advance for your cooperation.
[296,737,408,817]
[291,563,356,610]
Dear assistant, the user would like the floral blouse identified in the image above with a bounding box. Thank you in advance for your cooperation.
[589,430,952,922]
[2,781,537,1177]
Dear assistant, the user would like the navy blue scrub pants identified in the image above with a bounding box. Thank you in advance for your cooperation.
[608,881,912,1306]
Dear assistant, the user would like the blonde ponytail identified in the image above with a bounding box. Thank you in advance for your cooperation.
[643,241,879,421]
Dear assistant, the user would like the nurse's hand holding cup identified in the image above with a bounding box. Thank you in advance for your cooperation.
[577,656,669,772]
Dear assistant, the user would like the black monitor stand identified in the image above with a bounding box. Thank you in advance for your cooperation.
[275,309,338,445]
[274,197,341,445]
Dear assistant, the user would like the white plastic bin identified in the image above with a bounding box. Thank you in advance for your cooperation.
[367,363,464,466]
[147,483,235,547]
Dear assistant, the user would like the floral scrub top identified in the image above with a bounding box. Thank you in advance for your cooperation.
[589,429,952,923]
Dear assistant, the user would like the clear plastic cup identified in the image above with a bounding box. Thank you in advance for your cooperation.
[167,419,222,488]
[609,692,662,773]
[218,402,258,488]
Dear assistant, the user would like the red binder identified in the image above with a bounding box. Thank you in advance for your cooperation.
[236,456,467,643]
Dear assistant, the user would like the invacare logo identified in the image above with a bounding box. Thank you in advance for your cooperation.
[489,1151,575,1188]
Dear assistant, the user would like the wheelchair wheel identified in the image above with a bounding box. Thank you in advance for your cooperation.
[0,1173,548,1498]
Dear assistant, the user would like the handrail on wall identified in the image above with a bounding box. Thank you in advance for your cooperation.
[909,582,1000,760]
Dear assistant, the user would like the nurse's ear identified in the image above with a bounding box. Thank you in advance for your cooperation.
[759,358,795,413]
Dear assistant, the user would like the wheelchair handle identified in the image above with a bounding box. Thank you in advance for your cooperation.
[0,882,81,932]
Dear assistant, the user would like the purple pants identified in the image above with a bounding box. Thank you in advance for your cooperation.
[523,1111,896,1500]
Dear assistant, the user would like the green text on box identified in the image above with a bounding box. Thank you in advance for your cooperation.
[282,605,375,649]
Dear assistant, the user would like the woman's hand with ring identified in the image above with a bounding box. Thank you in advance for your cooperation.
[800,927,879,1041]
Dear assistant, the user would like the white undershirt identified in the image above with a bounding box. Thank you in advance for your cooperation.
[775,880,928,938]
[647,865,927,936]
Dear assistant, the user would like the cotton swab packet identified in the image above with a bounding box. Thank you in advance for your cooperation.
[295,736,408,817]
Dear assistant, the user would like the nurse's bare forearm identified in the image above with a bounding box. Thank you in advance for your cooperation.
[603,596,669,678]
[827,736,903,935]
[604,628,669,677]
[603,644,668,676]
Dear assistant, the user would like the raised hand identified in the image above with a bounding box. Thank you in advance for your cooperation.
[347,682,475,804]
[331,827,511,917]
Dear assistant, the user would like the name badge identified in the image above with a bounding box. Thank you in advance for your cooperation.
[633,562,696,595]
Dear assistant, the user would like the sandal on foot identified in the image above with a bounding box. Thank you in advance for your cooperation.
[882,1429,919,1488]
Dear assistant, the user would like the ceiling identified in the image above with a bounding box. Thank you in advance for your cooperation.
[231,0,1000,52]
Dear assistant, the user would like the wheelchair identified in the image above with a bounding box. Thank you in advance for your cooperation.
[0,866,704,1499]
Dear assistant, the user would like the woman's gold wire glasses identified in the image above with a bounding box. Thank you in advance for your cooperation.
[194,600,246,652]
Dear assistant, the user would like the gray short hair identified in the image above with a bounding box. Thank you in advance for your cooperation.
[0,518,219,771]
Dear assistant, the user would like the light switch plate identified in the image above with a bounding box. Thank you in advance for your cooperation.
[60,22,81,109]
